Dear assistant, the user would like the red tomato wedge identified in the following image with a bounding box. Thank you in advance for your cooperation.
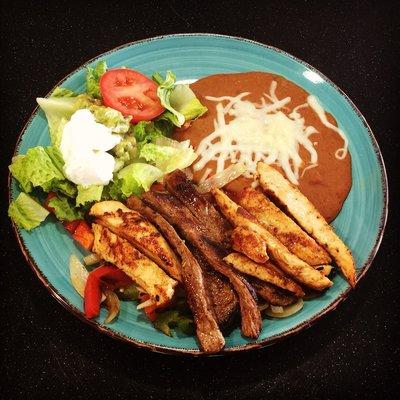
[99,68,165,123]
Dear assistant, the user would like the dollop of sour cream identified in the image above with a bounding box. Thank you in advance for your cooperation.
[60,109,121,186]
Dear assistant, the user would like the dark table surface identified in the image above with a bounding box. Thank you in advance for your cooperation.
[1,1,399,399]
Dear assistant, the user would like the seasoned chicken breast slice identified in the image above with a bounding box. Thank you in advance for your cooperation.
[90,201,181,282]
[257,162,356,287]
[231,226,269,264]
[224,252,304,297]
[236,187,331,266]
[212,189,332,291]
[92,223,177,306]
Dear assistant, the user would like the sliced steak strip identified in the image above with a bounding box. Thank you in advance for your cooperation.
[141,190,262,338]
[126,196,225,353]
[248,277,297,306]
[189,246,239,331]
[163,170,232,249]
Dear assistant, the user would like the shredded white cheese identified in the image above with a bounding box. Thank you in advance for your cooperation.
[307,95,349,159]
[193,81,348,185]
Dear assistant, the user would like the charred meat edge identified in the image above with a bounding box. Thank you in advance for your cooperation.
[249,277,297,306]
[126,196,225,353]
[141,190,262,339]
[189,245,239,331]
[163,170,232,249]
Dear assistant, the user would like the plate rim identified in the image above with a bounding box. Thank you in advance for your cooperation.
[8,33,389,356]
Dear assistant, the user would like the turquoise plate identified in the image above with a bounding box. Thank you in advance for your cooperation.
[9,34,388,355]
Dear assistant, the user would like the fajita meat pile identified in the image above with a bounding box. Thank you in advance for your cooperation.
[89,162,356,353]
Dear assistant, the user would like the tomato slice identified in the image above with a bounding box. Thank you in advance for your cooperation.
[100,69,165,123]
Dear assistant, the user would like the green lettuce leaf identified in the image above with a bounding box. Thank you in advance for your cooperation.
[139,138,197,174]
[152,71,207,127]
[51,87,79,98]
[36,96,76,147]
[48,194,84,221]
[169,84,207,121]
[37,91,131,147]
[86,60,107,99]
[8,193,50,230]
[76,185,103,207]
[133,120,165,142]
[132,120,173,156]
[44,147,76,196]
[153,71,184,127]
[9,146,76,196]
[73,94,131,134]
[110,163,163,199]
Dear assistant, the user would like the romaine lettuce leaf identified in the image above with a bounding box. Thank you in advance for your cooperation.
[89,103,131,134]
[44,146,77,196]
[153,71,185,127]
[36,96,76,147]
[48,194,84,221]
[51,87,79,98]
[73,94,131,134]
[110,163,163,199]
[131,119,174,157]
[86,60,107,99]
[152,71,207,127]
[76,185,103,207]
[139,139,197,174]
[169,84,207,121]
[37,91,131,147]
[9,146,76,196]
[8,193,50,230]
[133,120,166,142]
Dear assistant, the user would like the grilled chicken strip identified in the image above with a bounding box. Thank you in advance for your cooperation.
[235,187,331,266]
[231,226,269,264]
[212,189,332,291]
[224,252,304,297]
[141,190,262,339]
[257,162,356,287]
[248,277,297,306]
[163,170,232,249]
[92,223,177,307]
[126,196,225,353]
[90,201,181,282]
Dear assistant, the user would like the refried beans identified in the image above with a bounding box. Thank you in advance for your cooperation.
[174,72,352,222]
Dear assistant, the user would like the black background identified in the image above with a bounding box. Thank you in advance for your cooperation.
[1,1,399,399]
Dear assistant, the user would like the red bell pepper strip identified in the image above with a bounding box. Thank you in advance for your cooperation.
[72,220,94,251]
[84,274,103,319]
[63,220,81,234]
[139,293,159,322]
[84,265,132,319]
[144,304,158,322]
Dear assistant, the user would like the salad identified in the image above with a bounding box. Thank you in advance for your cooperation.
[9,61,207,335]
[9,61,206,231]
